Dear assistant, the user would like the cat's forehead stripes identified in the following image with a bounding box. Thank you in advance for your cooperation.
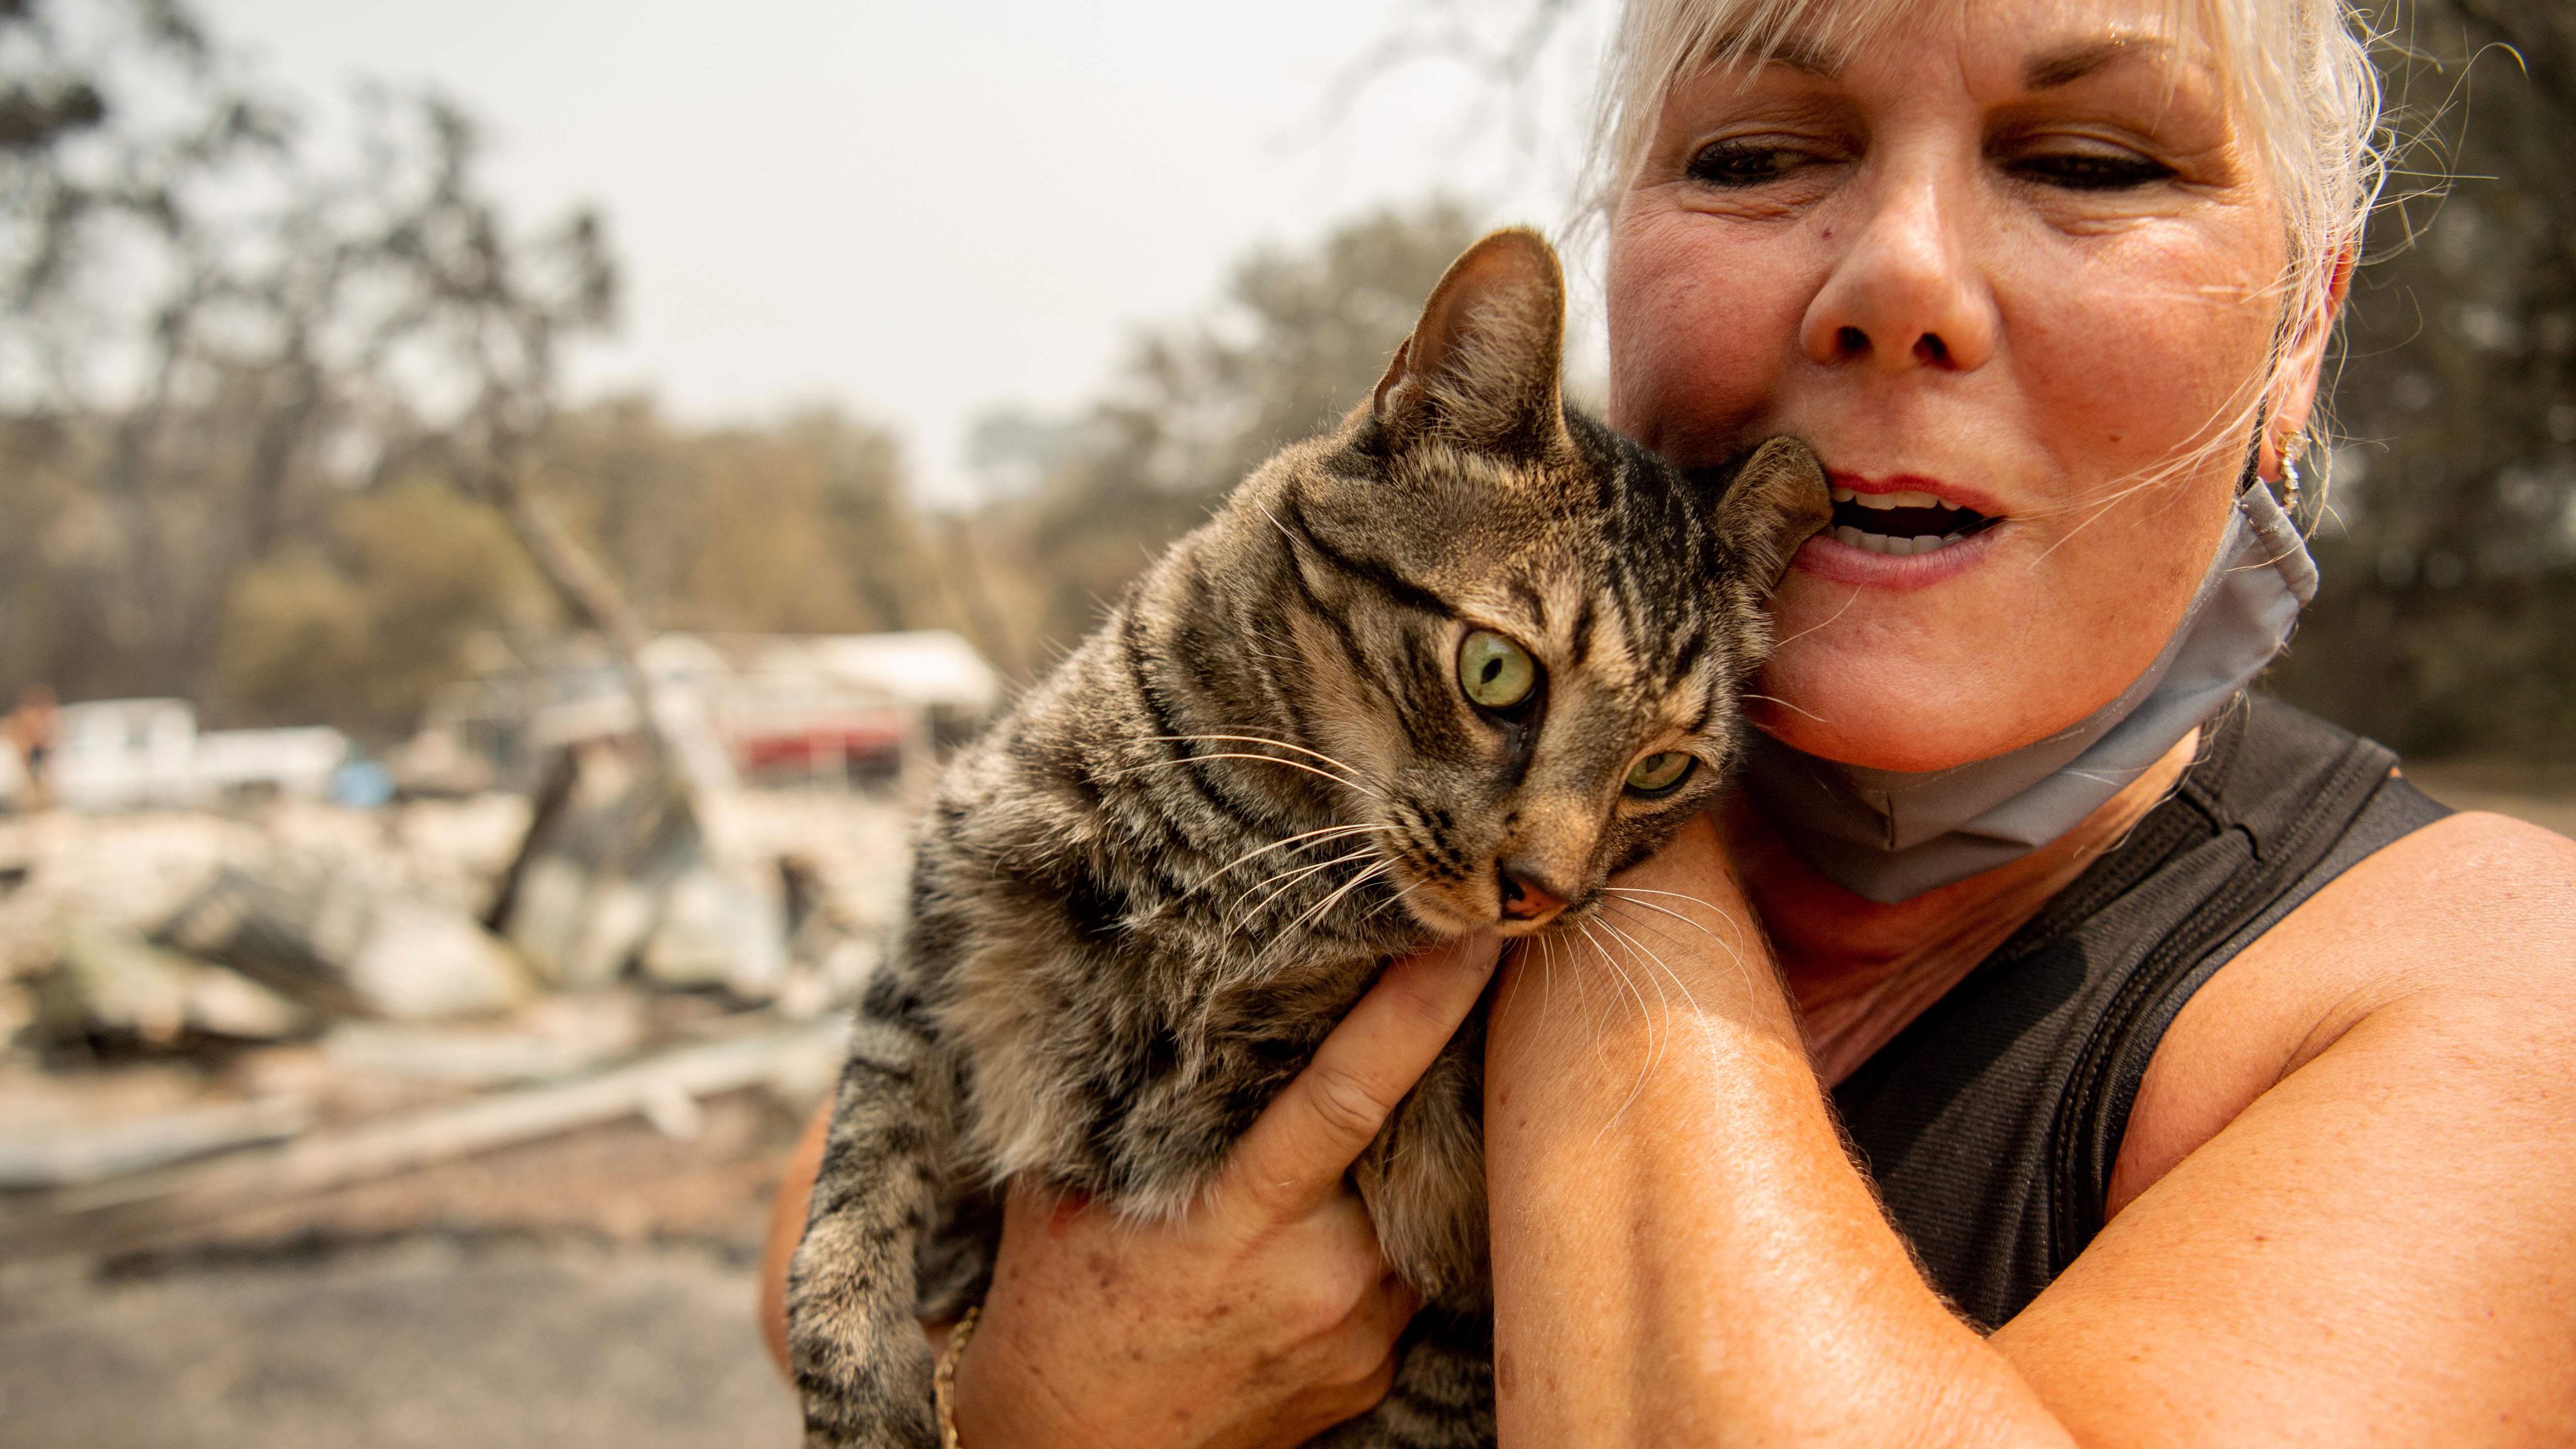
[1502,573,1549,636]
[1275,485,1461,622]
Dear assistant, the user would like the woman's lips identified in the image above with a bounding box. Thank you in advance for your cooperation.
[1793,515,2002,588]
[1800,468,2007,586]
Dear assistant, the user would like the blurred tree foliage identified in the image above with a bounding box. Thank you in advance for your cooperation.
[204,403,935,737]
[539,400,935,640]
[965,201,1487,668]
[0,0,935,742]
[2269,0,2576,760]
[215,479,544,736]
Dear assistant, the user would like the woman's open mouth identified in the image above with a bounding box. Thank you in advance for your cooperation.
[1826,485,1997,557]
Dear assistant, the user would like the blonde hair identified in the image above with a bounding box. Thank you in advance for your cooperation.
[1579,0,2388,509]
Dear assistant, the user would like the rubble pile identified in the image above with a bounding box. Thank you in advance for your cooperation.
[0,755,911,1258]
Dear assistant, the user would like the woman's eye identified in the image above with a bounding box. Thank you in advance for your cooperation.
[1685,141,1806,188]
[2006,151,2175,192]
[1625,751,1694,795]
[1457,630,1539,712]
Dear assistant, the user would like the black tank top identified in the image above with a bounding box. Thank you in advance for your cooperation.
[1829,696,2450,1330]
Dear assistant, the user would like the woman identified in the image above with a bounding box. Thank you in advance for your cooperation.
[763,0,2576,1440]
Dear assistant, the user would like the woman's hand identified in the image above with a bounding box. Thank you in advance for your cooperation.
[948,930,1499,1449]
[760,931,1503,1448]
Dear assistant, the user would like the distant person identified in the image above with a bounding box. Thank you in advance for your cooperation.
[4,684,59,811]
[763,0,2576,1441]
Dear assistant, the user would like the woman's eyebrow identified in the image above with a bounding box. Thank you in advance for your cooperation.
[2022,36,2171,90]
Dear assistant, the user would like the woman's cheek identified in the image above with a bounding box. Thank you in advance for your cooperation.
[1606,201,1816,454]
[2007,226,2280,476]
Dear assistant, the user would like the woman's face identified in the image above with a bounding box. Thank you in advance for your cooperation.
[1608,0,2323,772]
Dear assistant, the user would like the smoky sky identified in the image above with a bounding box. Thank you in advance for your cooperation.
[212,0,1594,504]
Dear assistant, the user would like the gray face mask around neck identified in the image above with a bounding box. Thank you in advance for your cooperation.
[1740,481,2318,904]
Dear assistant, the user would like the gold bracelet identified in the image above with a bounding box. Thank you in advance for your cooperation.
[933,1304,982,1449]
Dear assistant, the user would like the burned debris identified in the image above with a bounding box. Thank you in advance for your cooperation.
[0,629,989,1263]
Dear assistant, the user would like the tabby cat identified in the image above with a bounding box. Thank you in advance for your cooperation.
[786,229,1830,1447]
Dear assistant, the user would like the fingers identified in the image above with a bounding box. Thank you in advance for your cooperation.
[1331,1277,1419,1409]
[1225,932,1503,1222]
[1350,1270,1425,1352]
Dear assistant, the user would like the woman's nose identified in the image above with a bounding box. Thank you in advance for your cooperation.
[1797,164,1998,374]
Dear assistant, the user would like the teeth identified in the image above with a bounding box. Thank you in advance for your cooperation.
[1826,483,1984,560]
[1830,486,1959,511]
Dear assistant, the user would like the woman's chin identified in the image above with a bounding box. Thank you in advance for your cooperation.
[1745,658,2126,776]
[1754,535,2171,774]
[1745,702,1995,774]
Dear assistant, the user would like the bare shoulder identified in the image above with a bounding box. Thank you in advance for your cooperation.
[2313,806,2576,955]
[2257,807,2576,1016]
[2001,812,2576,1443]
[2112,808,2576,1215]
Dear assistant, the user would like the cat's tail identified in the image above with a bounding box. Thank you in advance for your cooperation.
[786,978,945,1449]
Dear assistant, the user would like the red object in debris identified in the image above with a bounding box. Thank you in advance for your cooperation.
[730,716,910,773]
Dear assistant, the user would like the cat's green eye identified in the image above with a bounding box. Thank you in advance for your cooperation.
[1626,751,1694,795]
[1457,630,1538,711]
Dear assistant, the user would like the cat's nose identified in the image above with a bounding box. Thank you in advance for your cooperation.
[1496,861,1569,922]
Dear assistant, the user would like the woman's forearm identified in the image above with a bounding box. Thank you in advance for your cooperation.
[1484,828,2073,1445]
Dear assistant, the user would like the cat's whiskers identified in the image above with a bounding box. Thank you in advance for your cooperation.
[1139,734,1378,794]
[1267,855,1396,954]
[1228,847,1376,927]
[1567,919,1630,1085]
[1101,752,1381,800]
[1218,861,1396,990]
[1596,887,1731,942]
[1192,823,1396,897]
[1736,692,1831,724]
[1250,499,1305,555]
[1579,916,1666,1050]
[1581,915,1675,1134]
[1599,887,1754,991]
[1601,897,1756,1005]
[1362,873,1428,924]
[1594,912,1707,1034]
[1767,583,1861,653]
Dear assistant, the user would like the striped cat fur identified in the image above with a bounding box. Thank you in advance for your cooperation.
[786,229,1831,1448]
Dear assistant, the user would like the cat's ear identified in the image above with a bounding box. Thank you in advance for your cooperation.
[1370,228,1570,458]
[1716,437,1834,592]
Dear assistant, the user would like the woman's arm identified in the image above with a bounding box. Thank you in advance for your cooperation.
[1487,813,2073,1444]
[1486,810,2576,1445]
